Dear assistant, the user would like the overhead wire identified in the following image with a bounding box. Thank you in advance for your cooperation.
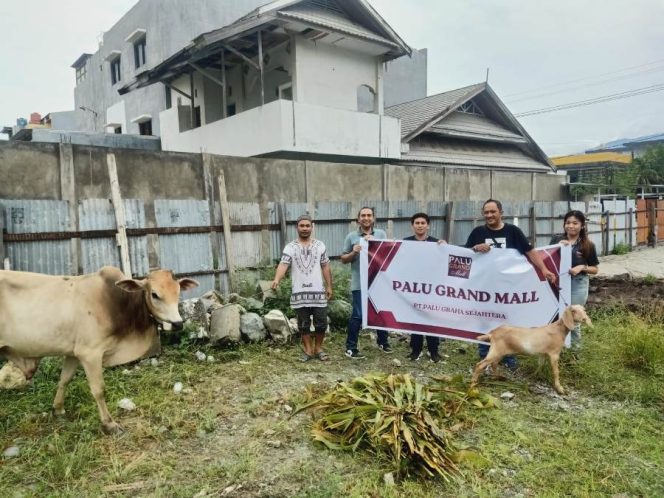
[503,58,664,99]
[514,83,664,118]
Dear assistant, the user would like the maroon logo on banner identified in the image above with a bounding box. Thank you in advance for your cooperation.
[448,255,472,279]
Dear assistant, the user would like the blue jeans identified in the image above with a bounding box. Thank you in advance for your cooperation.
[570,274,589,347]
[346,290,389,351]
[478,343,517,369]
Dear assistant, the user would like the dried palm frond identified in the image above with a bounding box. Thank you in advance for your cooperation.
[295,373,495,480]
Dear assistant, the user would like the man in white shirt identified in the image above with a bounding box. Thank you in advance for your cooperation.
[272,215,333,361]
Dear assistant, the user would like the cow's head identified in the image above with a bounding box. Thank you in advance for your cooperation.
[115,270,199,330]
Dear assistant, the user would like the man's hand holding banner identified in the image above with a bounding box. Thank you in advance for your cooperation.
[360,240,571,344]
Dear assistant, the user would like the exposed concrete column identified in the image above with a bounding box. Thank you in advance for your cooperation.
[382,163,389,201]
[305,160,314,216]
[221,50,227,119]
[531,173,537,200]
[59,143,80,274]
[202,153,222,290]
[376,61,384,115]
[490,170,495,198]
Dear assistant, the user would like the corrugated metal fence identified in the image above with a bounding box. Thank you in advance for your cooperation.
[0,198,652,296]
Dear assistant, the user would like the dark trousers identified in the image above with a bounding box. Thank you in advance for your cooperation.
[410,334,439,356]
[478,343,517,369]
[346,290,389,351]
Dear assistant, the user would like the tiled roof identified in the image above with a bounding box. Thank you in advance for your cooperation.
[385,83,485,138]
[278,3,399,48]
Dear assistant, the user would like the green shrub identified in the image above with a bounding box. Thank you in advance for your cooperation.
[611,242,630,255]
[618,318,664,375]
[642,273,659,285]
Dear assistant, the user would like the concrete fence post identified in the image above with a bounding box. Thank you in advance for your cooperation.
[444,202,455,243]
[529,206,537,247]
[217,171,236,292]
[59,143,80,275]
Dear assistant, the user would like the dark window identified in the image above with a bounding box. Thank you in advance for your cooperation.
[75,64,87,84]
[165,86,172,109]
[139,120,152,136]
[226,103,236,117]
[134,37,146,69]
[110,58,121,85]
[114,126,122,134]
[194,106,201,128]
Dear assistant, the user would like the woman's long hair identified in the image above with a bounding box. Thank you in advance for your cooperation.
[564,210,593,259]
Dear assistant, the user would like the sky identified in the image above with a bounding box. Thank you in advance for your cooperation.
[1,0,663,156]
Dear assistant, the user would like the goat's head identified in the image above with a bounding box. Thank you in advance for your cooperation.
[561,304,592,330]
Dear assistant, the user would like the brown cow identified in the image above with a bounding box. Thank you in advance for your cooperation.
[0,266,198,434]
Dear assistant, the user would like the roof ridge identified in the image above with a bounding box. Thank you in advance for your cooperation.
[386,82,485,110]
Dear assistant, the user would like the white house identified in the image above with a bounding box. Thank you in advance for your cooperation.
[119,0,412,160]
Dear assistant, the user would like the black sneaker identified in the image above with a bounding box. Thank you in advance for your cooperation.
[430,353,441,363]
[408,351,422,361]
[345,349,366,359]
[378,343,393,354]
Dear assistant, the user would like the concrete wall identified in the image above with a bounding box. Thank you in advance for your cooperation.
[294,37,379,112]
[0,142,567,206]
[384,48,428,107]
[159,99,402,159]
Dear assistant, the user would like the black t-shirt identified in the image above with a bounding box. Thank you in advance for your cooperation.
[403,235,439,242]
[549,235,600,268]
[465,223,532,255]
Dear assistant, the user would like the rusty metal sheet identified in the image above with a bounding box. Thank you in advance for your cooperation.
[155,200,213,298]
[0,199,71,275]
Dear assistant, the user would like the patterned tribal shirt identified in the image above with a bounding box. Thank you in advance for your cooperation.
[280,239,329,308]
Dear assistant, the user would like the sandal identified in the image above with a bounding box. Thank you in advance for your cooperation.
[299,353,313,362]
[316,351,330,361]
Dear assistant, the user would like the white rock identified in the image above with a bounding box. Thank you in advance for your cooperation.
[195,351,207,362]
[239,360,250,365]
[283,404,293,413]
[3,446,20,458]
[392,359,402,367]
[122,369,132,375]
[173,382,184,394]
[118,398,136,411]
[501,391,516,400]
[384,472,395,486]
[150,358,159,367]
[206,355,215,363]
[0,362,28,389]
[263,309,293,343]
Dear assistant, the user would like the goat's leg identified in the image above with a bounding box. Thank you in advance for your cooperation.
[471,358,494,385]
[78,354,123,434]
[548,352,565,394]
[53,356,79,415]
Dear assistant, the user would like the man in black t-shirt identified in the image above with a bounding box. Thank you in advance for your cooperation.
[465,199,557,368]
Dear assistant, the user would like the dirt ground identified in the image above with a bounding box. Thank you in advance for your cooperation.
[587,246,664,309]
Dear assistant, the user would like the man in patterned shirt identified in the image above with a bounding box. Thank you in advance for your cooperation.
[272,214,333,361]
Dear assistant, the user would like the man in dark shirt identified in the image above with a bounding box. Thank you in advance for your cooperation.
[404,212,445,362]
[465,199,557,368]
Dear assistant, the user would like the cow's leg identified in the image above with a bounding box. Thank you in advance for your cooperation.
[53,356,79,415]
[78,355,122,434]
[548,352,565,395]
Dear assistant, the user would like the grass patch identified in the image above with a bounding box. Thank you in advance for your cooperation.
[1,305,663,496]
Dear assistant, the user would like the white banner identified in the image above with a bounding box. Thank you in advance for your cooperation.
[361,240,571,344]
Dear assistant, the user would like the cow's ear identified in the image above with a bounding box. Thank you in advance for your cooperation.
[178,278,199,291]
[116,279,145,293]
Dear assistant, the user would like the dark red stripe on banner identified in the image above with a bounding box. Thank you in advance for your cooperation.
[367,240,402,287]
[367,301,484,341]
